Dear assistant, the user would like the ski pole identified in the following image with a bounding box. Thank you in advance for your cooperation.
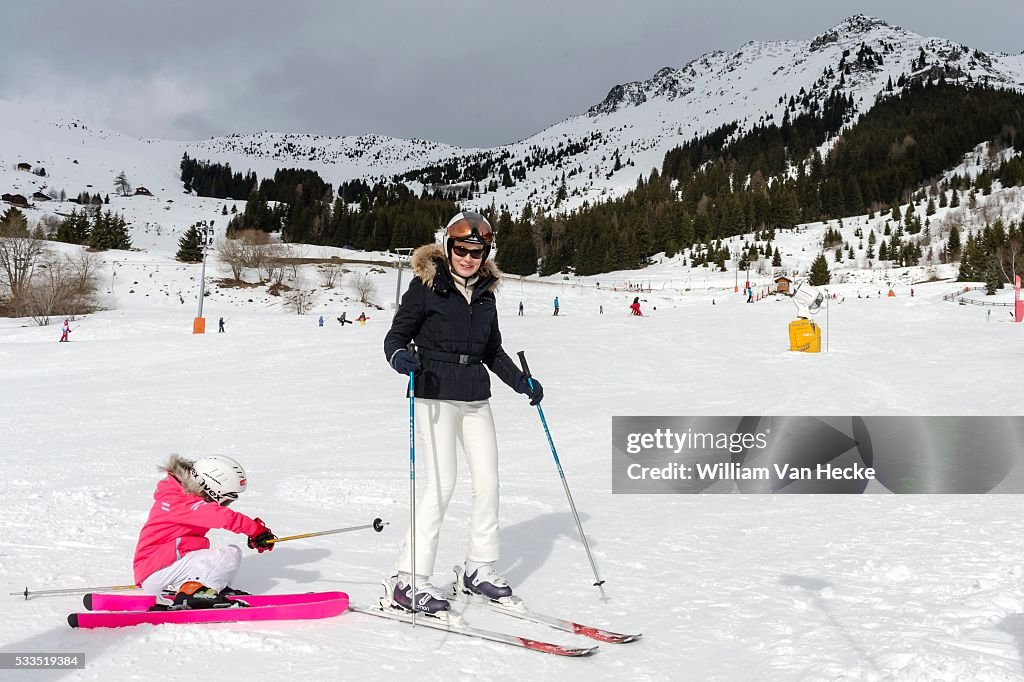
[12,584,139,600]
[266,518,387,544]
[408,343,418,626]
[517,351,605,590]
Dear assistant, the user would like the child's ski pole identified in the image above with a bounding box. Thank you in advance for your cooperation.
[266,518,387,544]
[12,584,139,600]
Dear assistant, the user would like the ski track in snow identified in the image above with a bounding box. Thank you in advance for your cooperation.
[2,266,1024,680]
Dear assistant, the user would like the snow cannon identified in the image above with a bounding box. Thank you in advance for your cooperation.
[788,280,823,353]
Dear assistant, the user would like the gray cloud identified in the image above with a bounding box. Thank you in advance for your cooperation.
[2,0,1021,146]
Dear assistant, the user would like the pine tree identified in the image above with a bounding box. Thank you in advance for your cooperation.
[56,209,91,244]
[985,264,1002,294]
[772,246,782,267]
[114,171,132,197]
[176,224,205,262]
[808,253,831,285]
[947,225,961,255]
[1,206,28,233]
[89,210,132,250]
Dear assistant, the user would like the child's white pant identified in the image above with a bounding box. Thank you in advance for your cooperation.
[140,545,242,594]
[396,399,500,577]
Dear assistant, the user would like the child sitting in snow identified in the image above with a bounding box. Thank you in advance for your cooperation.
[133,455,276,609]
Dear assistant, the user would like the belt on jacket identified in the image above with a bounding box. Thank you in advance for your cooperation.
[418,349,483,365]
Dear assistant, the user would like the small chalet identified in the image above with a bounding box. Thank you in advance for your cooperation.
[16,162,31,172]
[2,193,29,207]
[32,191,52,202]
[774,276,793,295]
[134,186,153,196]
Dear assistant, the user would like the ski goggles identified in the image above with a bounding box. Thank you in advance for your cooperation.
[451,244,486,259]
[445,211,494,245]
[219,492,239,507]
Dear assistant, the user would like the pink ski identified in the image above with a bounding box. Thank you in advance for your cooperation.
[68,593,348,629]
[84,591,344,612]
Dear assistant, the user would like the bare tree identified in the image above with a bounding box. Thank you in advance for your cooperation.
[21,251,101,325]
[997,238,1022,285]
[319,262,344,288]
[283,244,305,280]
[23,255,69,325]
[236,229,274,280]
[285,287,318,315]
[114,171,132,197]
[352,272,377,305]
[66,250,102,319]
[0,209,50,312]
[217,237,246,280]
[266,254,287,287]
[39,214,61,240]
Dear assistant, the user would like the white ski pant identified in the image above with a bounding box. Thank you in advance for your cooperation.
[139,545,242,595]
[396,399,500,577]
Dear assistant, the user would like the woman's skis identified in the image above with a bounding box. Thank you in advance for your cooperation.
[450,566,641,644]
[349,598,598,657]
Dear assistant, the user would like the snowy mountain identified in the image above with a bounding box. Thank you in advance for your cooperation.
[3,14,1024,227]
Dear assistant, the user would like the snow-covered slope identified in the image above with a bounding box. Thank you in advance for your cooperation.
[2,261,1023,680]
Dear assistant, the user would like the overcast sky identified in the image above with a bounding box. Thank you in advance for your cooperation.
[2,1,1021,148]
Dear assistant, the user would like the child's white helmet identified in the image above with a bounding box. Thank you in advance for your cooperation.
[191,455,247,504]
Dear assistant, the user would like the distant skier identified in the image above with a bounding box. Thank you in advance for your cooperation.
[518,301,524,316]
[218,317,225,333]
[357,312,368,325]
[59,319,71,342]
[338,312,353,326]
[133,455,276,609]
[318,315,324,327]
[553,296,560,316]
[600,304,604,314]
[629,297,644,316]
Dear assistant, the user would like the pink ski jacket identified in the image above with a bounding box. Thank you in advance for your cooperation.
[133,475,264,584]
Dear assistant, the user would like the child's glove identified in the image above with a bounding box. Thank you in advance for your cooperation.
[247,518,276,553]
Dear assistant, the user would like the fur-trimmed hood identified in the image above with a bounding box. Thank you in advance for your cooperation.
[158,454,206,497]
[410,244,501,292]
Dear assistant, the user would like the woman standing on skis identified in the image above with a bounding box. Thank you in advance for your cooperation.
[383,210,543,616]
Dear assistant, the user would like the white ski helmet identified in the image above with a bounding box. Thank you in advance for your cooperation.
[191,455,247,504]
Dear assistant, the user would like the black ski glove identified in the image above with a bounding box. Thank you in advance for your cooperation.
[247,518,276,553]
[391,349,421,376]
[516,375,544,406]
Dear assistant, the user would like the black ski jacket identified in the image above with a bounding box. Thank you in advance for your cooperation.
[384,244,524,401]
